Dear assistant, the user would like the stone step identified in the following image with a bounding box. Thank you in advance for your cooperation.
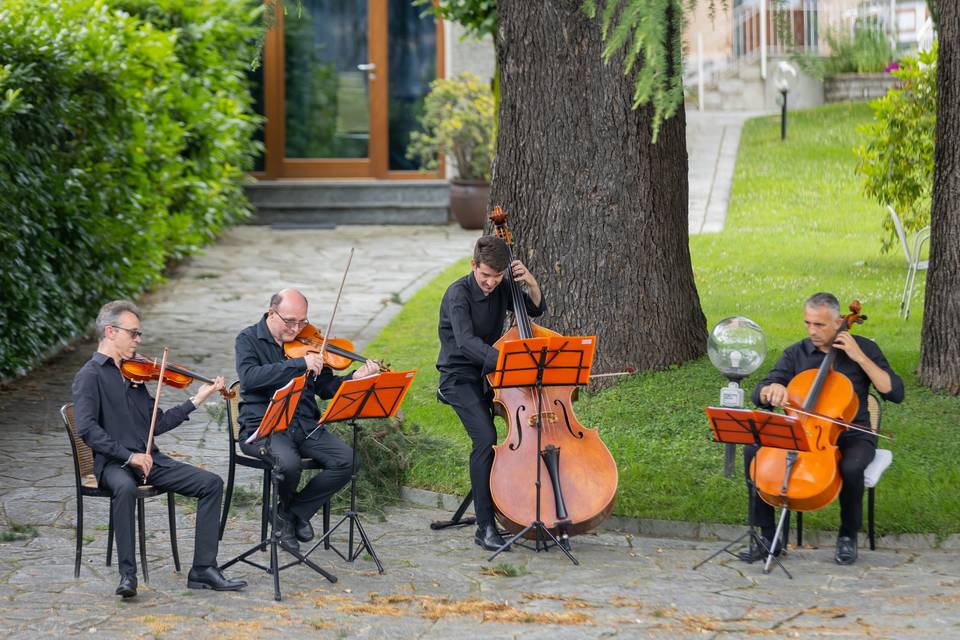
[245,179,450,226]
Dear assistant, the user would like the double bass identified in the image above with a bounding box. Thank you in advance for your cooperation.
[751,301,868,516]
[486,208,619,543]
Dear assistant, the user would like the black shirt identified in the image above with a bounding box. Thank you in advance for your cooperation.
[235,314,352,440]
[751,335,904,439]
[436,273,546,384]
[72,352,197,480]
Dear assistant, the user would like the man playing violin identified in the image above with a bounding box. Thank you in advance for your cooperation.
[742,292,904,565]
[235,288,379,551]
[436,236,545,551]
[72,300,246,598]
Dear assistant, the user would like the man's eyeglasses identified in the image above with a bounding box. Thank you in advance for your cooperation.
[111,326,143,339]
[272,308,308,329]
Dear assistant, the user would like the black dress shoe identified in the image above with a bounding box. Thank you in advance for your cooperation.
[474,523,509,552]
[293,513,314,543]
[115,574,137,598]
[274,510,300,553]
[737,538,782,563]
[835,535,858,565]
[187,566,247,591]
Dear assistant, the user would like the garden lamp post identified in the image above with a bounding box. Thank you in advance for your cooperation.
[773,61,798,141]
[707,316,767,477]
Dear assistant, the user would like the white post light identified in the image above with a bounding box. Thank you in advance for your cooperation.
[707,317,767,477]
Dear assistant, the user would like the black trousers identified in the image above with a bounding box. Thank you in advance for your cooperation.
[240,425,353,523]
[100,458,223,579]
[439,378,496,527]
[743,435,876,540]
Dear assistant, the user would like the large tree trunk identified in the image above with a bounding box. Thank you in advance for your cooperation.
[920,1,960,394]
[492,1,707,373]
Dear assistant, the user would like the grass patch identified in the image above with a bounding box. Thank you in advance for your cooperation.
[479,562,527,577]
[367,102,960,536]
[229,484,262,508]
[0,522,38,542]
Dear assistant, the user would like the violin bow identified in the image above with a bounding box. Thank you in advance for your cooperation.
[782,403,893,441]
[305,249,355,440]
[143,347,170,479]
[316,247,354,369]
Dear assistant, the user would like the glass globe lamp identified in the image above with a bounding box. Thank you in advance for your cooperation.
[707,316,766,385]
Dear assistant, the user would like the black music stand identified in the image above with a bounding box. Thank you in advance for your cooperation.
[692,407,809,578]
[219,374,338,601]
[300,369,417,574]
[486,335,596,565]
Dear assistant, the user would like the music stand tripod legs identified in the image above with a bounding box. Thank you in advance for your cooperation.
[692,414,793,578]
[219,437,338,601]
[488,351,578,566]
[303,419,384,574]
[692,473,791,579]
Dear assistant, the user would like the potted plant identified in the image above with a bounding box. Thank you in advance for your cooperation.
[406,72,495,229]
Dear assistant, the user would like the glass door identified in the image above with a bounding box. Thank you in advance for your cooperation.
[259,0,442,179]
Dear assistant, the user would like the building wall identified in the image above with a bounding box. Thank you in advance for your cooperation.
[445,21,496,84]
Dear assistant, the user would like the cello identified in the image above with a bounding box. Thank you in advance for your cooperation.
[750,300,869,550]
[486,207,619,545]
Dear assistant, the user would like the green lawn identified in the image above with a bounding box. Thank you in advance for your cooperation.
[367,102,960,537]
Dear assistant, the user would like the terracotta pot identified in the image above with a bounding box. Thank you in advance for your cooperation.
[449,179,490,229]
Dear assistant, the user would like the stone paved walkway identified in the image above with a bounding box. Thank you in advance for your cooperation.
[3,223,960,639]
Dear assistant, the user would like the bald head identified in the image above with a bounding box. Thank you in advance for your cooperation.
[266,288,310,344]
[270,288,308,309]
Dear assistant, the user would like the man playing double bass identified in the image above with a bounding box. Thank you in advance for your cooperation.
[741,292,904,565]
[235,289,378,552]
[436,236,545,551]
[72,300,247,597]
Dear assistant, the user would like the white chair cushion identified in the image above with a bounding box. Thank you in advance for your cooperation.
[864,449,893,488]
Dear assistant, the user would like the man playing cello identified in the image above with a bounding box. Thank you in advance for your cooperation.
[72,300,246,597]
[436,236,545,551]
[741,292,904,565]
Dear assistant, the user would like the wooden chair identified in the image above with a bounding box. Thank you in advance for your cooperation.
[62,404,180,582]
[218,381,329,544]
[795,391,890,550]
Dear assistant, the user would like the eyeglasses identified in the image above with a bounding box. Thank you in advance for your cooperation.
[110,325,143,339]
[272,308,308,329]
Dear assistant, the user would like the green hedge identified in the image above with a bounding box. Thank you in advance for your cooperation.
[0,0,262,380]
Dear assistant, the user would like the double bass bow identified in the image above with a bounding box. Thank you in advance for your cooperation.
[486,207,619,544]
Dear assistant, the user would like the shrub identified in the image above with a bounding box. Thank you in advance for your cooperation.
[406,72,495,182]
[854,45,936,253]
[794,23,896,80]
[0,0,262,379]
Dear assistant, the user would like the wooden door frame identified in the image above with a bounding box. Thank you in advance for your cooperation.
[257,0,444,180]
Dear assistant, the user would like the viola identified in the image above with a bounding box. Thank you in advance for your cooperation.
[120,353,236,399]
[486,207,619,542]
[283,323,389,372]
[751,301,867,513]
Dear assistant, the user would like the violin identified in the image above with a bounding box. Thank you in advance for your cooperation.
[120,353,236,399]
[283,323,389,372]
[751,301,867,514]
[486,207,619,542]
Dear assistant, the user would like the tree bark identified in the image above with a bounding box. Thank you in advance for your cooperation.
[920,1,960,394]
[492,1,707,373]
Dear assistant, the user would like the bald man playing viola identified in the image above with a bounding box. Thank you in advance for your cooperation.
[235,289,378,552]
